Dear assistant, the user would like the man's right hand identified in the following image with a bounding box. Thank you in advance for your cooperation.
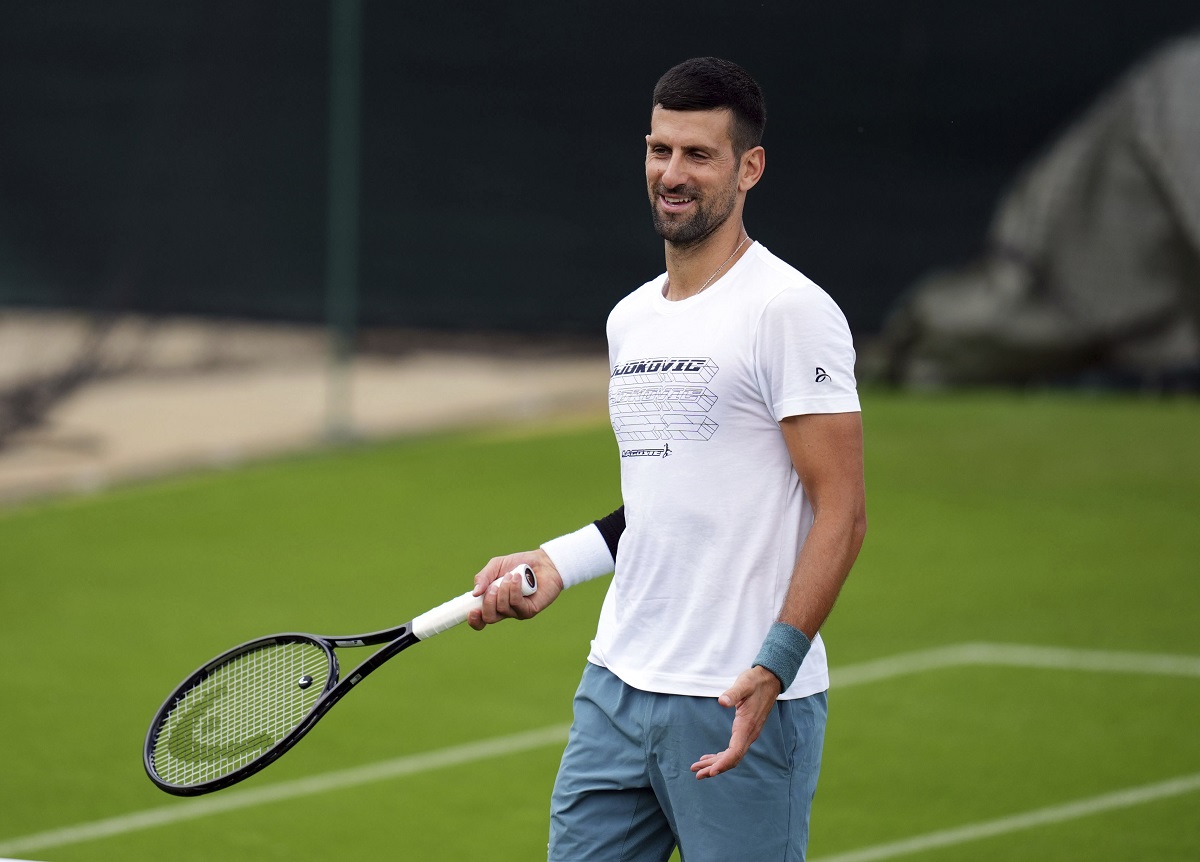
[468,548,563,630]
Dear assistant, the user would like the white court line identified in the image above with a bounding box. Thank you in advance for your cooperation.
[0,725,570,859]
[2,642,1198,857]
[831,641,1200,689]
[813,772,1200,862]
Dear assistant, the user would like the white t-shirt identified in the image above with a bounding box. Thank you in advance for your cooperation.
[589,242,860,699]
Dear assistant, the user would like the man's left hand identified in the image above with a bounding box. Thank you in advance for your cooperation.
[690,665,782,779]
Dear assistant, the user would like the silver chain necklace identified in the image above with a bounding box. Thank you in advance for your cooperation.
[667,234,751,298]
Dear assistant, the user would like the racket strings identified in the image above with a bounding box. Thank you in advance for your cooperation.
[152,640,331,788]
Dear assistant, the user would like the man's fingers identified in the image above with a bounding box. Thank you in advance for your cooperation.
[470,552,557,630]
[491,573,514,617]
[470,563,523,627]
[691,716,754,779]
[471,557,505,597]
[693,669,779,780]
[690,749,739,780]
[718,675,754,709]
[481,570,536,623]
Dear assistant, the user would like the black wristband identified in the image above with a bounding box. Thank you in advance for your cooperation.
[592,506,625,560]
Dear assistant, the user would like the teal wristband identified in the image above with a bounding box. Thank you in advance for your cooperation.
[753,622,812,691]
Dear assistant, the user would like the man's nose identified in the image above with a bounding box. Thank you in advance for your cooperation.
[660,152,688,190]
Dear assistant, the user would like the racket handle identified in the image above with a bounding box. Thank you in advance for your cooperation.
[411,564,537,640]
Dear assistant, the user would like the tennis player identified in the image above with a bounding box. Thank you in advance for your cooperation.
[470,57,867,862]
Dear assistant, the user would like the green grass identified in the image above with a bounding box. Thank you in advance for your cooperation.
[0,392,1197,861]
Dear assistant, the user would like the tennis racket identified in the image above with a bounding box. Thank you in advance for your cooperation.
[144,564,537,796]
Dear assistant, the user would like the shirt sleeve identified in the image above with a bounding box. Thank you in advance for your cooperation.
[754,284,861,420]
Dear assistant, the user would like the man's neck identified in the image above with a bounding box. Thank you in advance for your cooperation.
[663,223,751,301]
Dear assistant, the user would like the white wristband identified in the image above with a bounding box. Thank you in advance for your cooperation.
[541,524,614,589]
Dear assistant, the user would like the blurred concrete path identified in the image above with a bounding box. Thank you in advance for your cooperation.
[0,312,609,506]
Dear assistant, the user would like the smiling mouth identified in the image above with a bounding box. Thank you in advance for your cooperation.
[658,192,695,211]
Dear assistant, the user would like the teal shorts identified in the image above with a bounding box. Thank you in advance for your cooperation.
[549,663,828,862]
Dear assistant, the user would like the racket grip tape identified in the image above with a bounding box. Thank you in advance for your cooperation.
[411,564,537,640]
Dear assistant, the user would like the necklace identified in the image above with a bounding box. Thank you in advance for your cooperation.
[667,234,751,299]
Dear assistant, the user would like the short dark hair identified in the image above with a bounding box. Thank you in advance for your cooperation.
[652,57,766,155]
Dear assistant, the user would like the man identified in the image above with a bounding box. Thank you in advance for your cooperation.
[469,57,866,861]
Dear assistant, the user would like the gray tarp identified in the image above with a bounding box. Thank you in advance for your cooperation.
[869,35,1200,389]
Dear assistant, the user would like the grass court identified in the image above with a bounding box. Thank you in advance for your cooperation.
[1,391,1198,860]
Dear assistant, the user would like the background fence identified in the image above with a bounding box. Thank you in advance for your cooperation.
[3,0,1198,336]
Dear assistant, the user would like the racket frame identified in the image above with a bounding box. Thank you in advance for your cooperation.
[144,565,536,796]
[144,622,418,796]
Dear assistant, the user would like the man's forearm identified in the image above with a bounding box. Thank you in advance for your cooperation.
[778,503,867,639]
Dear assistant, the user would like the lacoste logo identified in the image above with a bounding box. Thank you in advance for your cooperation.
[815,367,831,383]
[621,443,672,459]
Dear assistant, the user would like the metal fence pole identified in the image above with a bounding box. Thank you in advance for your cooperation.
[324,0,362,441]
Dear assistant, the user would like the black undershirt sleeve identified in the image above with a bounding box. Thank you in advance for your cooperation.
[592,505,626,560]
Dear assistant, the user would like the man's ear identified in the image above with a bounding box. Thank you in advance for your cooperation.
[739,146,766,192]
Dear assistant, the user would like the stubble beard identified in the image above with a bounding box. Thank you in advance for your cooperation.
[649,177,739,251]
